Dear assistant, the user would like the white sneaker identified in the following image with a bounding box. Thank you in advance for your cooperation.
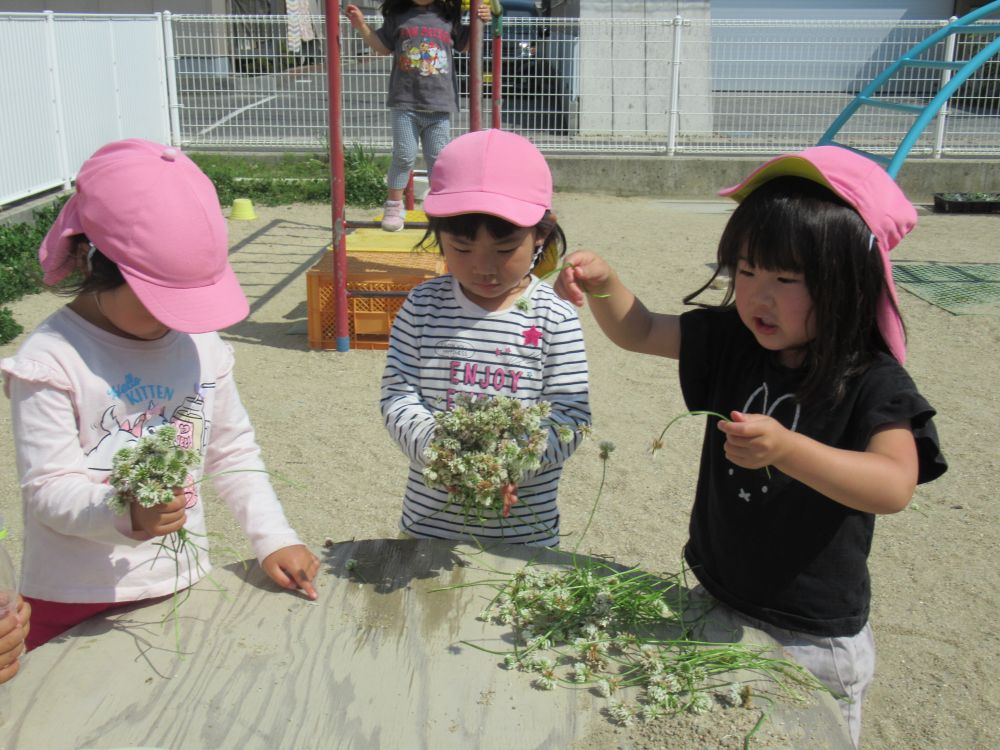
[381,200,405,232]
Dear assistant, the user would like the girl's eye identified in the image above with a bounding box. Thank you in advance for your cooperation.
[737,267,754,277]
[777,275,802,284]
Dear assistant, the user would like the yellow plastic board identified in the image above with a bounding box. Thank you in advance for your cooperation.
[342,227,438,253]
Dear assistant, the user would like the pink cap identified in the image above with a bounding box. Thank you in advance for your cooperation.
[423,129,552,227]
[39,139,248,333]
[720,146,916,364]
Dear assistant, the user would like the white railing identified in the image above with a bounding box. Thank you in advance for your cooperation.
[2,12,998,207]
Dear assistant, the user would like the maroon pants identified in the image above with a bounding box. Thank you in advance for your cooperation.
[24,597,130,651]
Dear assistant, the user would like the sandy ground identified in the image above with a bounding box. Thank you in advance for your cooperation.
[1,194,998,749]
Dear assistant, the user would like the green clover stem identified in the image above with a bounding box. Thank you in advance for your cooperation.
[655,410,771,479]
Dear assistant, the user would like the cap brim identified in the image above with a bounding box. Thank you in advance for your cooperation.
[719,156,837,203]
[124,263,249,334]
[423,191,546,227]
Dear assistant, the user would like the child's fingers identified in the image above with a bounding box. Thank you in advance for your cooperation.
[0,659,20,685]
[264,547,320,600]
[294,570,319,601]
[553,266,586,307]
[16,597,30,639]
[0,611,25,664]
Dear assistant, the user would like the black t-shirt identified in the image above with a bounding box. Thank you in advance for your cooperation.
[679,308,947,637]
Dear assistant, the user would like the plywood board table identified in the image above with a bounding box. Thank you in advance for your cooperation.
[0,539,852,749]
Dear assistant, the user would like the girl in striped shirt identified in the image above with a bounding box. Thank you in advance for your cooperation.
[380,130,591,546]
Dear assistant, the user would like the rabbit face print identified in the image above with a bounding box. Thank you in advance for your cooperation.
[727,382,801,504]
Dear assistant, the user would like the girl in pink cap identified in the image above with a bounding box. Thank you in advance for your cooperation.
[381,129,591,546]
[555,146,946,746]
[1,139,320,650]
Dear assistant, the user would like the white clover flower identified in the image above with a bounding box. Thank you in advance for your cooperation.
[607,700,635,727]
[654,672,681,693]
[528,636,551,651]
[655,599,674,619]
[719,682,743,708]
[596,679,613,698]
[688,691,713,714]
[533,674,556,691]
[572,662,592,683]
[503,654,518,670]
[536,656,555,671]
[647,684,671,707]
[640,703,664,722]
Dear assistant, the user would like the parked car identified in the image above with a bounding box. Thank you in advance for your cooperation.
[458,0,571,135]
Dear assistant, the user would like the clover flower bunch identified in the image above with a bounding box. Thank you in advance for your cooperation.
[422,394,576,520]
[474,558,823,728]
[108,426,200,515]
[106,425,207,650]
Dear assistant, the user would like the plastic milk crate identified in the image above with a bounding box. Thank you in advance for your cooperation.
[306,250,446,350]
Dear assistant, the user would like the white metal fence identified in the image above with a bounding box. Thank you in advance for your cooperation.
[0,12,170,207]
[2,11,999,207]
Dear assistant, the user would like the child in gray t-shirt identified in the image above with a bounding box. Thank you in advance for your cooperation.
[346,1,492,231]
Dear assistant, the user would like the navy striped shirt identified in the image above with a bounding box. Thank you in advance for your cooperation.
[381,274,591,546]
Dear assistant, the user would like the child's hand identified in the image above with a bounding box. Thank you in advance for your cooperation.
[130,489,187,537]
[0,596,30,685]
[262,544,320,601]
[501,483,519,517]
[344,4,365,29]
[553,251,613,307]
[476,2,494,23]
[718,411,790,469]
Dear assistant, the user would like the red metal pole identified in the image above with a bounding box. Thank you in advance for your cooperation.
[469,0,482,131]
[491,24,502,129]
[325,0,349,352]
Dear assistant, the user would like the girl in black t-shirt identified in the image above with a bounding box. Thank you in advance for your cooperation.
[553,146,947,748]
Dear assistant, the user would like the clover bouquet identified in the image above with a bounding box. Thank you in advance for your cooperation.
[107,425,205,647]
[108,425,200,516]
[422,394,576,523]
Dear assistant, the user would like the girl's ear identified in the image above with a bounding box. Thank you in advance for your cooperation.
[71,238,92,275]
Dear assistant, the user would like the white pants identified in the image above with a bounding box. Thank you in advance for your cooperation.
[721,602,875,748]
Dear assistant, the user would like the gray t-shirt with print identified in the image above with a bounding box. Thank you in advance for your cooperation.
[375,7,469,114]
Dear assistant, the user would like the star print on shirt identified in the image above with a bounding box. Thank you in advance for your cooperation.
[522,326,543,346]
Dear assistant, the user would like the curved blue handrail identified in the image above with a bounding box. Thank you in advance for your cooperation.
[818,0,1000,177]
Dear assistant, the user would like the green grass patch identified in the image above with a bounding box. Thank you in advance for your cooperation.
[189,146,389,208]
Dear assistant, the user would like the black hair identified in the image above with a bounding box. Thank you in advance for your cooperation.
[381,0,462,27]
[417,211,567,274]
[56,234,126,297]
[684,176,903,408]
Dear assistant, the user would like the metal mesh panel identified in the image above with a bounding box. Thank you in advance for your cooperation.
[167,14,1000,157]
[893,262,1000,315]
